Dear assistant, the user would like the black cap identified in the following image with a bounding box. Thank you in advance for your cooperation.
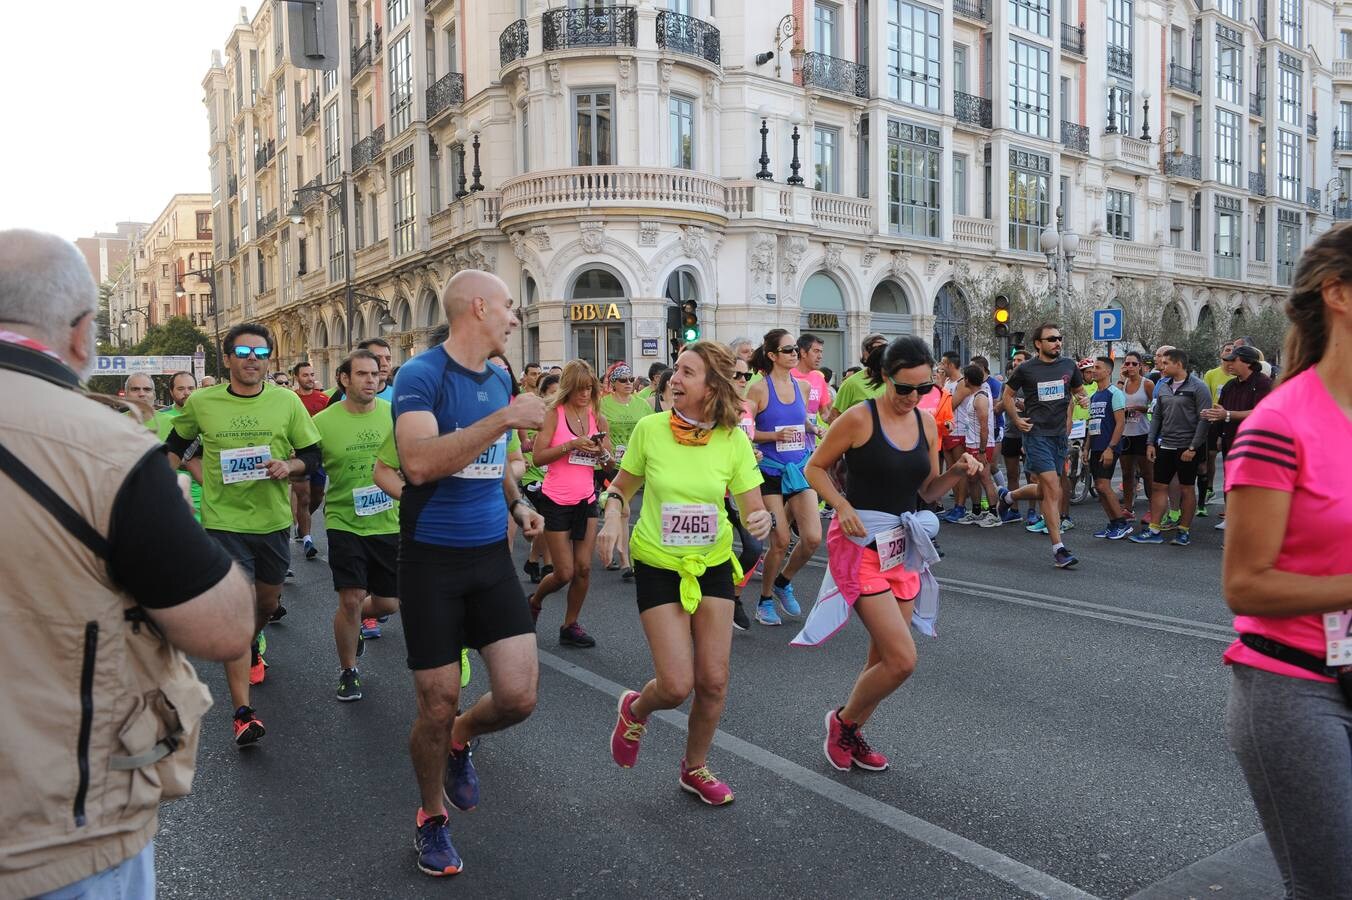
[1222,345,1261,363]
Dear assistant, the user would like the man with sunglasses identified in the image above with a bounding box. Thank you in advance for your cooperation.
[996,323,1089,568]
[166,323,322,746]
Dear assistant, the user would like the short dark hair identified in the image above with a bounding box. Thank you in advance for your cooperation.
[970,355,990,374]
[524,361,541,372]
[167,371,196,391]
[820,366,833,384]
[942,350,961,366]
[337,349,381,390]
[1096,355,1113,369]
[1031,322,1060,344]
[647,361,668,379]
[1124,350,1145,365]
[796,332,823,352]
[358,337,391,352]
[873,335,936,387]
[223,322,273,355]
[962,364,984,387]
[290,361,313,377]
[1163,347,1188,368]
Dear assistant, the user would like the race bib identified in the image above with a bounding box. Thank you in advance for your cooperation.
[875,524,906,572]
[568,447,601,467]
[740,418,755,440]
[1069,420,1087,439]
[660,503,719,547]
[613,444,626,462]
[353,484,394,516]
[1088,419,1102,436]
[1037,380,1066,402]
[774,424,806,452]
[455,437,506,479]
[220,445,271,484]
[1324,610,1352,666]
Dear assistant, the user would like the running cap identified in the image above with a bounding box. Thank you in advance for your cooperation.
[861,333,887,353]
[1222,345,1261,363]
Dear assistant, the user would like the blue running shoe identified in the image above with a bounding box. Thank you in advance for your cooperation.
[1053,547,1078,568]
[755,598,782,626]
[1093,525,1114,539]
[773,582,802,617]
[360,617,382,639]
[1129,528,1166,544]
[1026,517,1048,534]
[1060,517,1075,532]
[996,488,1014,520]
[445,745,480,812]
[1170,530,1192,546]
[1107,522,1135,541]
[941,506,966,524]
[1001,508,1023,524]
[414,813,463,876]
[1025,508,1040,525]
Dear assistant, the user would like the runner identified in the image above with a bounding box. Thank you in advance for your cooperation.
[358,337,396,402]
[290,360,329,560]
[825,334,888,423]
[951,364,1000,526]
[598,362,652,578]
[391,269,546,877]
[154,371,202,518]
[996,322,1089,568]
[123,372,156,420]
[747,329,822,625]
[165,323,322,746]
[520,373,560,583]
[311,349,400,701]
[999,349,1031,523]
[1221,230,1352,898]
[1117,350,1155,521]
[797,335,980,770]
[598,341,771,804]
[1201,345,1273,531]
[651,367,676,412]
[791,332,832,448]
[200,375,217,387]
[1129,348,1211,546]
[1199,341,1236,516]
[636,362,668,402]
[727,354,763,631]
[1082,356,1131,539]
[526,359,610,648]
[521,361,542,395]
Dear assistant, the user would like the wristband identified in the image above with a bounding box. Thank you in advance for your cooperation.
[1225,410,1231,423]
[510,498,531,516]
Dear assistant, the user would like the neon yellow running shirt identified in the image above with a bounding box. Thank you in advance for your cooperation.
[312,399,399,536]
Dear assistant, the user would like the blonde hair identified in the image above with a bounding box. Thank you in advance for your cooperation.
[551,359,599,412]
[1280,222,1348,382]
[679,341,744,431]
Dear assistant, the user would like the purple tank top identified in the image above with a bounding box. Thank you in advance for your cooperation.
[755,375,809,467]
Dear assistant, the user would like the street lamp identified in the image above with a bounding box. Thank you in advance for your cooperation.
[289,173,356,350]
[1039,206,1079,311]
[787,112,805,186]
[351,291,398,338]
[175,267,221,373]
[755,104,773,180]
[118,306,150,349]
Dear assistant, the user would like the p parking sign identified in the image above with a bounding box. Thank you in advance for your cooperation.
[1093,308,1124,342]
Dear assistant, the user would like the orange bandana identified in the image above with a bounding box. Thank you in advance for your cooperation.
[669,410,714,446]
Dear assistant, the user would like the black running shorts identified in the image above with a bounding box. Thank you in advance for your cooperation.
[326,530,398,596]
[534,490,597,541]
[1153,447,1200,485]
[633,560,736,614]
[1088,448,1118,482]
[206,528,290,586]
[1119,434,1149,456]
[398,539,535,669]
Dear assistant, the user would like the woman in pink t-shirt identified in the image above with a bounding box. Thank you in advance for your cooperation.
[1222,225,1352,899]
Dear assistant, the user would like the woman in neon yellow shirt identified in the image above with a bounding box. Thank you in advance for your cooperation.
[599,362,652,577]
[597,342,772,806]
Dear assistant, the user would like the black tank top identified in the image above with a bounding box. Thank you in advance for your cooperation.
[844,401,930,515]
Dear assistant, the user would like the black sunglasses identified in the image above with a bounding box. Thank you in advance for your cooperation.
[732,372,752,381]
[1039,335,1064,343]
[774,346,800,355]
[890,378,936,397]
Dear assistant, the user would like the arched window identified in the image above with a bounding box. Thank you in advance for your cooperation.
[422,289,440,328]
[396,296,412,332]
[524,275,537,306]
[570,267,626,299]
[312,319,329,349]
[802,272,845,310]
[932,283,970,362]
[869,280,911,340]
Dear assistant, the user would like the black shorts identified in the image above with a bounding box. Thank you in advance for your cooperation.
[398,539,535,669]
[1088,448,1118,482]
[1153,447,1200,485]
[326,530,398,595]
[206,528,290,585]
[759,471,810,499]
[1000,435,1023,458]
[534,490,597,540]
[1119,434,1149,456]
[634,560,736,613]
[1205,427,1222,452]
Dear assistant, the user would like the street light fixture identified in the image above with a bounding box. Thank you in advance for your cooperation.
[1039,206,1079,311]
[175,266,221,372]
[291,174,356,350]
[351,291,398,339]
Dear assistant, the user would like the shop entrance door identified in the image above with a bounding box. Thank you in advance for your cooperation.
[573,323,626,377]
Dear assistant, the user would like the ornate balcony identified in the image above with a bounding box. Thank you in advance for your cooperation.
[1308,187,1321,210]
[1168,63,1199,94]
[1163,152,1201,180]
[656,10,720,65]
[1249,171,1267,196]
[1060,120,1088,153]
[1333,199,1352,220]
[542,6,637,51]
[255,209,278,237]
[1249,92,1265,117]
[300,90,319,131]
[254,139,275,170]
[352,33,375,77]
[1335,128,1352,151]
[426,72,464,121]
[1107,45,1132,79]
[299,176,325,213]
[801,52,868,99]
[954,92,992,129]
[498,167,727,225]
[1060,22,1084,56]
[352,125,385,172]
[952,0,989,22]
[500,18,528,66]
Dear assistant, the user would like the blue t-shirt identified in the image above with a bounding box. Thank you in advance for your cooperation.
[1088,385,1126,452]
[392,346,513,547]
[376,384,395,403]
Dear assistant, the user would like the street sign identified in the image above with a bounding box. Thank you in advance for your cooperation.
[641,339,659,357]
[1093,308,1124,342]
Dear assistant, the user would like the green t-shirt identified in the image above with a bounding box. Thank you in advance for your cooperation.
[636,385,654,401]
[376,429,400,469]
[599,393,653,455]
[125,409,157,432]
[155,406,202,517]
[831,370,886,415]
[1203,366,1234,403]
[312,399,399,535]
[619,412,762,565]
[172,383,322,534]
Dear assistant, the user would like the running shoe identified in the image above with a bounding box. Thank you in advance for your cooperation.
[356,632,365,658]
[249,640,266,685]
[1129,528,1166,544]
[1000,508,1023,524]
[360,617,382,639]
[523,560,540,583]
[285,569,295,581]
[732,599,750,632]
[445,744,480,812]
[1196,505,1209,518]
[1053,546,1078,568]
[256,631,267,656]
[268,604,287,623]
[1170,531,1192,546]
[824,708,855,771]
[996,488,1014,520]
[679,760,734,806]
[941,507,967,524]
[559,622,596,648]
[610,690,647,768]
[1025,508,1040,526]
[773,582,802,617]
[1214,518,1227,531]
[337,667,362,702]
[1122,510,1136,522]
[1162,509,1181,530]
[1093,524,1114,539]
[232,706,265,746]
[755,598,782,626]
[377,614,391,623]
[1060,517,1075,532]
[957,510,981,525]
[304,538,318,561]
[414,812,463,877]
[1107,522,1135,541]
[621,567,635,581]
[1026,517,1048,534]
[845,726,889,771]
[976,511,1002,528]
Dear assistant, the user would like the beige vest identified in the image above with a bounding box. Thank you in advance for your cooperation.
[0,349,212,899]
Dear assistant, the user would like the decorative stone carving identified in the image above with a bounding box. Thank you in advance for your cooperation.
[926,254,941,276]
[1087,269,1112,300]
[806,95,818,120]
[516,68,530,98]
[861,246,878,270]
[547,61,561,95]
[528,225,552,250]
[510,232,529,262]
[850,109,862,138]
[888,249,910,281]
[780,234,808,281]
[658,60,673,98]
[823,242,843,272]
[580,220,606,255]
[680,225,706,258]
[638,221,660,247]
[618,58,632,95]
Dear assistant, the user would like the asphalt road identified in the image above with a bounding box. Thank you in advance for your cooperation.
[156,494,1284,900]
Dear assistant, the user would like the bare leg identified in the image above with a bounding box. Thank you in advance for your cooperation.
[759,493,789,600]
[227,580,282,710]
[293,482,312,538]
[529,529,577,611]
[562,520,597,628]
[334,587,366,670]
[409,663,460,816]
[839,594,917,726]
[450,632,538,746]
[778,490,822,581]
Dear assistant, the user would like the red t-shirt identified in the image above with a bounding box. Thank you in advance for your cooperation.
[298,389,330,417]
[1222,367,1352,682]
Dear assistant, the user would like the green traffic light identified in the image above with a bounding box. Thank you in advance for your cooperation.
[682,327,699,342]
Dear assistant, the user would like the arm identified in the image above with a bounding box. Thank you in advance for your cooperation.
[974,393,990,449]
[507,444,527,484]
[146,565,256,661]
[1148,388,1164,445]
[373,458,404,500]
[747,380,780,442]
[1189,382,1213,450]
[529,406,596,466]
[1002,385,1030,433]
[732,486,772,541]
[804,405,861,512]
[503,468,543,538]
[397,407,520,485]
[917,412,980,504]
[1106,407,1125,456]
[596,469,645,564]
[1223,486,1352,616]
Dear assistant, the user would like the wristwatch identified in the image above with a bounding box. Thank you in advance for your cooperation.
[1225,410,1231,423]
[509,498,531,517]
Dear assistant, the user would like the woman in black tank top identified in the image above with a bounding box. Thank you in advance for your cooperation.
[803,336,983,774]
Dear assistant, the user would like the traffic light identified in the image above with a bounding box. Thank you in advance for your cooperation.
[993,294,1011,339]
[285,0,341,71]
[681,299,700,343]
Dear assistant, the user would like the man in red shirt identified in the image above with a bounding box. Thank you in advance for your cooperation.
[291,362,329,560]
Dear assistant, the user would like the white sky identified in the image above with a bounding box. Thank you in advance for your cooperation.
[0,0,249,239]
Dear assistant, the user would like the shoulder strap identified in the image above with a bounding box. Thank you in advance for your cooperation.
[0,441,111,558]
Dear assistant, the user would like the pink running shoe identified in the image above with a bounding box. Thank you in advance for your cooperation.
[824,708,855,771]
[610,690,647,768]
[679,759,734,806]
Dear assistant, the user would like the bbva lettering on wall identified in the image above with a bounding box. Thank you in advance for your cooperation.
[807,313,840,330]
[569,303,623,321]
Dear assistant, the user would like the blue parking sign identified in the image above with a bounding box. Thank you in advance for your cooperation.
[1093,308,1124,342]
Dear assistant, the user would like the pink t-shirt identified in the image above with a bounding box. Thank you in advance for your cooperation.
[542,405,600,506]
[792,369,832,417]
[1222,367,1352,682]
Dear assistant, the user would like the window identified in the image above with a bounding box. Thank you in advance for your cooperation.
[953,152,969,216]
[1278,57,1302,126]
[521,106,530,172]
[1215,32,1242,105]
[1279,0,1301,46]
[669,96,694,169]
[1214,196,1241,279]
[1277,129,1301,201]
[1170,26,1184,66]
[1009,39,1050,138]
[574,91,614,166]
[886,121,941,237]
[1009,0,1050,37]
[196,211,211,237]
[280,231,290,285]
[1008,148,1051,252]
[1342,31,1352,59]
[1112,86,1133,136]
[446,25,459,73]
[887,1,941,110]
[430,142,442,213]
[1254,207,1266,261]
[814,126,840,192]
[814,3,838,55]
[388,0,408,26]
[1060,76,1072,121]
[278,154,288,206]
[162,264,169,278]
[1276,210,1300,285]
[1169,199,1184,248]
[327,206,345,281]
[354,186,365,249]
[277,77,287,143]
[1108,0,1133,59]
[1106,189,1133,240]
[323,101,342,182]
[257,251,266,293]
[249,50,258,105]
[389,32,413,135]
[297,236,308,275]
[953,44,967,95]
[858,116,870,198]
[323,65,338,95]
[392,163,417,256]
[1217,0,1242,20]
[369,191,380,242]
[1341,101,1352,141]
[1215,109,1241,187]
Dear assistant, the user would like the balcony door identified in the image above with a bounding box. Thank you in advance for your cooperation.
[574,91,614,167]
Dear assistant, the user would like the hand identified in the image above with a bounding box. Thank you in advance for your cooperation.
[1201,407,1222,422]
[835,503,866,539]
[504,393,547,430]
[956,452,984,477]
[1101,448,1115,467]
[1015,417,1033,434]
[513,504,544,539]
[1146,445,1157,462]
[1181,448,1196,462]
[572,437,600,453]
[596,510,622,563]
[1075,392,1090,409]
[744,509,773,541]
[262,459,291,480]
[522,439,535,453]
[753,449,764,462]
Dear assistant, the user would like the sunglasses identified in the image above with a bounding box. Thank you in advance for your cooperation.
[612,376,634,383]
[232,345,273,360]
[890,378,936,397]
[732,372,752,381]
[775,346,800,355]
[1122,361,1139,367]
[1039,335,1064,343]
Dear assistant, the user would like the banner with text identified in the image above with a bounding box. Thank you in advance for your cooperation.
[95,355,196,376]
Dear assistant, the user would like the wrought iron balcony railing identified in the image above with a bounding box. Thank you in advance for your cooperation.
[1308,113,1318,137]
[352,34,374,76]
[1060,120,1088,153]
[952,0,990,22]
[1308,186,1322,210]
[1163,152,1201,180]
[300,90,319,130]
[1107,45,1132,78]
[254,139,275,170]
[542,6,637,51]
[426,72,464,120]
[801,51,868,99]
[500,18,528,66]
[299,176,325,213]
[656,10,720,65]
[1168,63,1199,93]
[1335,128,1352,151]
[1249,171,1267,196]
[1249,92,1265,117]
[352,125,385,172]
[255,209,278,236]
[954,91,992,129]
[1060,22,1085,55]
[1333,199,1352,220]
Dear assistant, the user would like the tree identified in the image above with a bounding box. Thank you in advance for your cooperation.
[87,316,220,397]
[96,282,114,347]
[1057,287,1100,361]
[1115,279,1175,356]
[1239,303,1290,365]
[1177,315,1220,375]
[951,264,1050,361]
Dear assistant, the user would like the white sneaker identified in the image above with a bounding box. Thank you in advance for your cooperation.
[957,511,981,525]
[1215,518,1227,531]
[977,511,1002,528]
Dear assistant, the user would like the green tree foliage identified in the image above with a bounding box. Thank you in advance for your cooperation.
[951,264,1051,360]
[1237,303,1290,364]
[86,316,219,397]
